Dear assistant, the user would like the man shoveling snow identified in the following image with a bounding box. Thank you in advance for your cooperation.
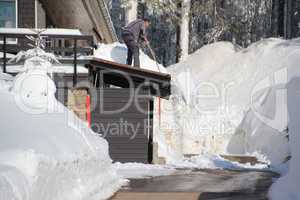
[121,18,151,68]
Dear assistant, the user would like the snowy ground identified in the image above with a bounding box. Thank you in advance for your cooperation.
[113,153,269,181]
[113,162,176,179]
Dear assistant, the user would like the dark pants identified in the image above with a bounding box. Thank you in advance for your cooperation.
[122,33,140,68]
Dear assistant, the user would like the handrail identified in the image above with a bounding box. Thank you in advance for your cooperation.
[0,30,94,86]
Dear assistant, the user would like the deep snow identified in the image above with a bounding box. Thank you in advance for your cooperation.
[0,49,124,200]
[158,39,294,165]
[94,42,168,73]
[158,38,300,200]
[93,42,271,171]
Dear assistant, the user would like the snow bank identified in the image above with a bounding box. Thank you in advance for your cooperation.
[113,162,176,179]
[169,153,268,170]
[94,42,168,73]
[0,50,124,200]
[112,155,268,180]
[268,46,300,200]
[158,39,300,165]
[156,38,300,199]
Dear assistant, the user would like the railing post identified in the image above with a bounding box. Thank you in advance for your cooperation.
[3,36,7,73]
[73,39,78,87]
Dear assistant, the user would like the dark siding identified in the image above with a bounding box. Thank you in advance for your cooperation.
[91,88,152,163]
[18,0,35,28]
[17,0,36,50]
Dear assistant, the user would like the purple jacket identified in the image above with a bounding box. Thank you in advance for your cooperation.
[122,19,147,42]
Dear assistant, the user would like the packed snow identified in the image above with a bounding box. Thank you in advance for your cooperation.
[94,42,168,73]
[0,48,124,200]
[113,155,268,180]
[168,153,268,170]
[113,162,176,179]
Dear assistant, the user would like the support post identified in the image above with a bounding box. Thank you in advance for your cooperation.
[73,39,78,86]
[98,70,104,88]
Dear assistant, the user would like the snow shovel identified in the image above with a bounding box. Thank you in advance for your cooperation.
[145,42,161,72]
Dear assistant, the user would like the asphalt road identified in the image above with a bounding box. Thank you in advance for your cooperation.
[110,169,278,200]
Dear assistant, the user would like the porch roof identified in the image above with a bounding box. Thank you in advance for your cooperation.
[87,58,171,99]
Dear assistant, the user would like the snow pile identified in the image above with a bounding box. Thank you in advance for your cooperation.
[269,74,300,200]
[0,49,124,200]
[113,155,268,180]
[94,42,168,73]
[169,153,268,170]
[159,39,298,165]
[113,162,176,179]
[158,38,300,200]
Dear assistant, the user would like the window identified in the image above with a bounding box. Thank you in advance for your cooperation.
[0,0,17,28]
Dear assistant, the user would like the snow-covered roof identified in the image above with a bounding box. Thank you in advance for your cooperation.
[0,28,83,36]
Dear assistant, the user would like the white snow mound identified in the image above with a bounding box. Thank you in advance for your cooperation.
[0,51,124,200]
[94,42,168,73]
[160,39,299,165]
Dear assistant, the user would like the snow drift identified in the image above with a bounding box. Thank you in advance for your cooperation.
[94,42,168,73]
[158,39,297,165]
[158,38,300,199]
[0,48,124,200]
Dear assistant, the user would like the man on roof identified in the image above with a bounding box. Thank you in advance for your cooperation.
[121,18,151,68]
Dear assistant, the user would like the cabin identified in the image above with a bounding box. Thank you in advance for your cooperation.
[0,28,171,164]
